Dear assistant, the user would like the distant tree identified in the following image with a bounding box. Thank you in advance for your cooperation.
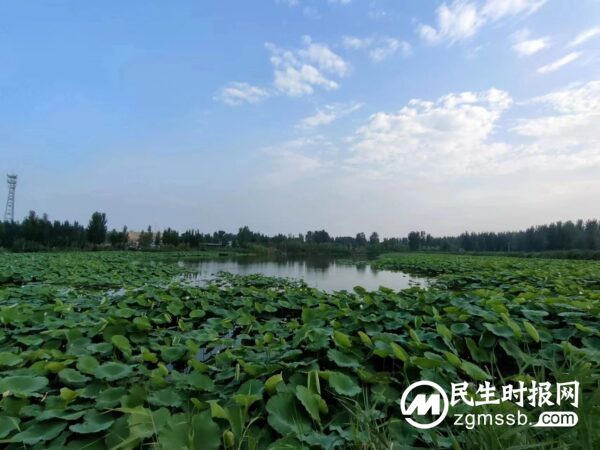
[108,229,120,247]
[162,228,180,246]
[408,231,425,251]
[86,212,107,245]
[108,226,129,248]
[313,230,331,244]
[138,225,153,248]
[355,232,367,246]
[154,231,161,247]
[237,226,253,247]
[369,232,380,245]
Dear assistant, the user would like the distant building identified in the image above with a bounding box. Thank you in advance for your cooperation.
[127,230,157,248]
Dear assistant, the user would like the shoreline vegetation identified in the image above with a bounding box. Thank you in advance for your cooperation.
[0,252,597,448]
[2,211,600,260]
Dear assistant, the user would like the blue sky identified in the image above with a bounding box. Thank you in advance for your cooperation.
[1,0,600,236]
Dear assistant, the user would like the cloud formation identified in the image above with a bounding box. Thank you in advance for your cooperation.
[273,81,600,183]
[347,88,512,177]
[214,82,270,105]
[296,102,363,129]
[537,52,581,74]
[217,37,349,104]
[267,37,349,96]
[568,26,600,48]
[343,36,412,62]
[514,81,600,167]
[511,30,549,56]
[418,0,546,44]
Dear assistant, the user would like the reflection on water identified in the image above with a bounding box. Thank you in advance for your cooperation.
[179,256,426,293]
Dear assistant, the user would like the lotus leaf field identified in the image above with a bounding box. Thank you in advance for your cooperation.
[0,252,598,449]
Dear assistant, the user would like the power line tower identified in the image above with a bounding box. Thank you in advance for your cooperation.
[4,174,17,222]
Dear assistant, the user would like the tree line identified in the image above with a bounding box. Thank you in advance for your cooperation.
[1,210,600,256]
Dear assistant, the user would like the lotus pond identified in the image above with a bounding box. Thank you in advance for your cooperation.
[0,252,598,449]
[178,256,427,293]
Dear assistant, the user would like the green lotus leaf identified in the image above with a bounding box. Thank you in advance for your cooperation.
[94,362,133,381]
[111,334,132,354]
[390,342,409,362]
[295,386,322,423]
[12,420,67,445]
[412,356,444,369]
[0,351,23,367]
[265,373,284,395]
[0,416,20,439]
[450,323,470,334]
[96,387,128,408]
[158,412,189,450]
[133,316,152,331]
[59,368,91,385]
[190,411,220,449]
[328,371,361,397]
[124,407,171,442]
[483,323,515,338]
[301,431,345,449]
[88,342,113,355]
[148,387,184,408]
[76,355,100,374]
[266,393,312,436]
[461,361,490,381]
[70,410,115,434]
[268,436,310,450]
[523,321,540,343]
[59,387,80,402]
[36,408,86,421]
[332,330,352,348]
[327,349,360,368]
[0,375,49,397]
[161,346,186,363]
[185,372,215,391]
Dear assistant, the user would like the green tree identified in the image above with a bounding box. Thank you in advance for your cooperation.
[369,232,380,245]
[138,226,154,248]
[86,212,107,245]
[355,232,367,246]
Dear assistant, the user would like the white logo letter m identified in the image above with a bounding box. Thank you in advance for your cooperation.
[405,394,441,416]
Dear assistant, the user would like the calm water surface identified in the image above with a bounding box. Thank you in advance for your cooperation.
[180,256,426,293]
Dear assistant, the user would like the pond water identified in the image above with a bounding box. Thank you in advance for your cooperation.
[179,256,427,293]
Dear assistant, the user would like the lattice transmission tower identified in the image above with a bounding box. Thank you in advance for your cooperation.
[4,174,17,222]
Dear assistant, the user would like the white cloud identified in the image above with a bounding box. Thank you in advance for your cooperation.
[342,36,373,50]
[529,80,600,114]
[343,35,412,61]
[254,82,600,234]
[537,52,581,74]
[214,82,270,105]
[480,0,546,21]
[277,0,351,6]
[370,38,412,62]
[344,81,600,180]
[419,0,546,45]
[218,37,348,103]
[512,81,600,167]
[511,30,549,56]
[347,88,513,177]
[296,102,363,129]
[267,37,349,96]
[418,1,482,44]
[512,37,548,56]
[261,137,332,185]
[568,26,600,47]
